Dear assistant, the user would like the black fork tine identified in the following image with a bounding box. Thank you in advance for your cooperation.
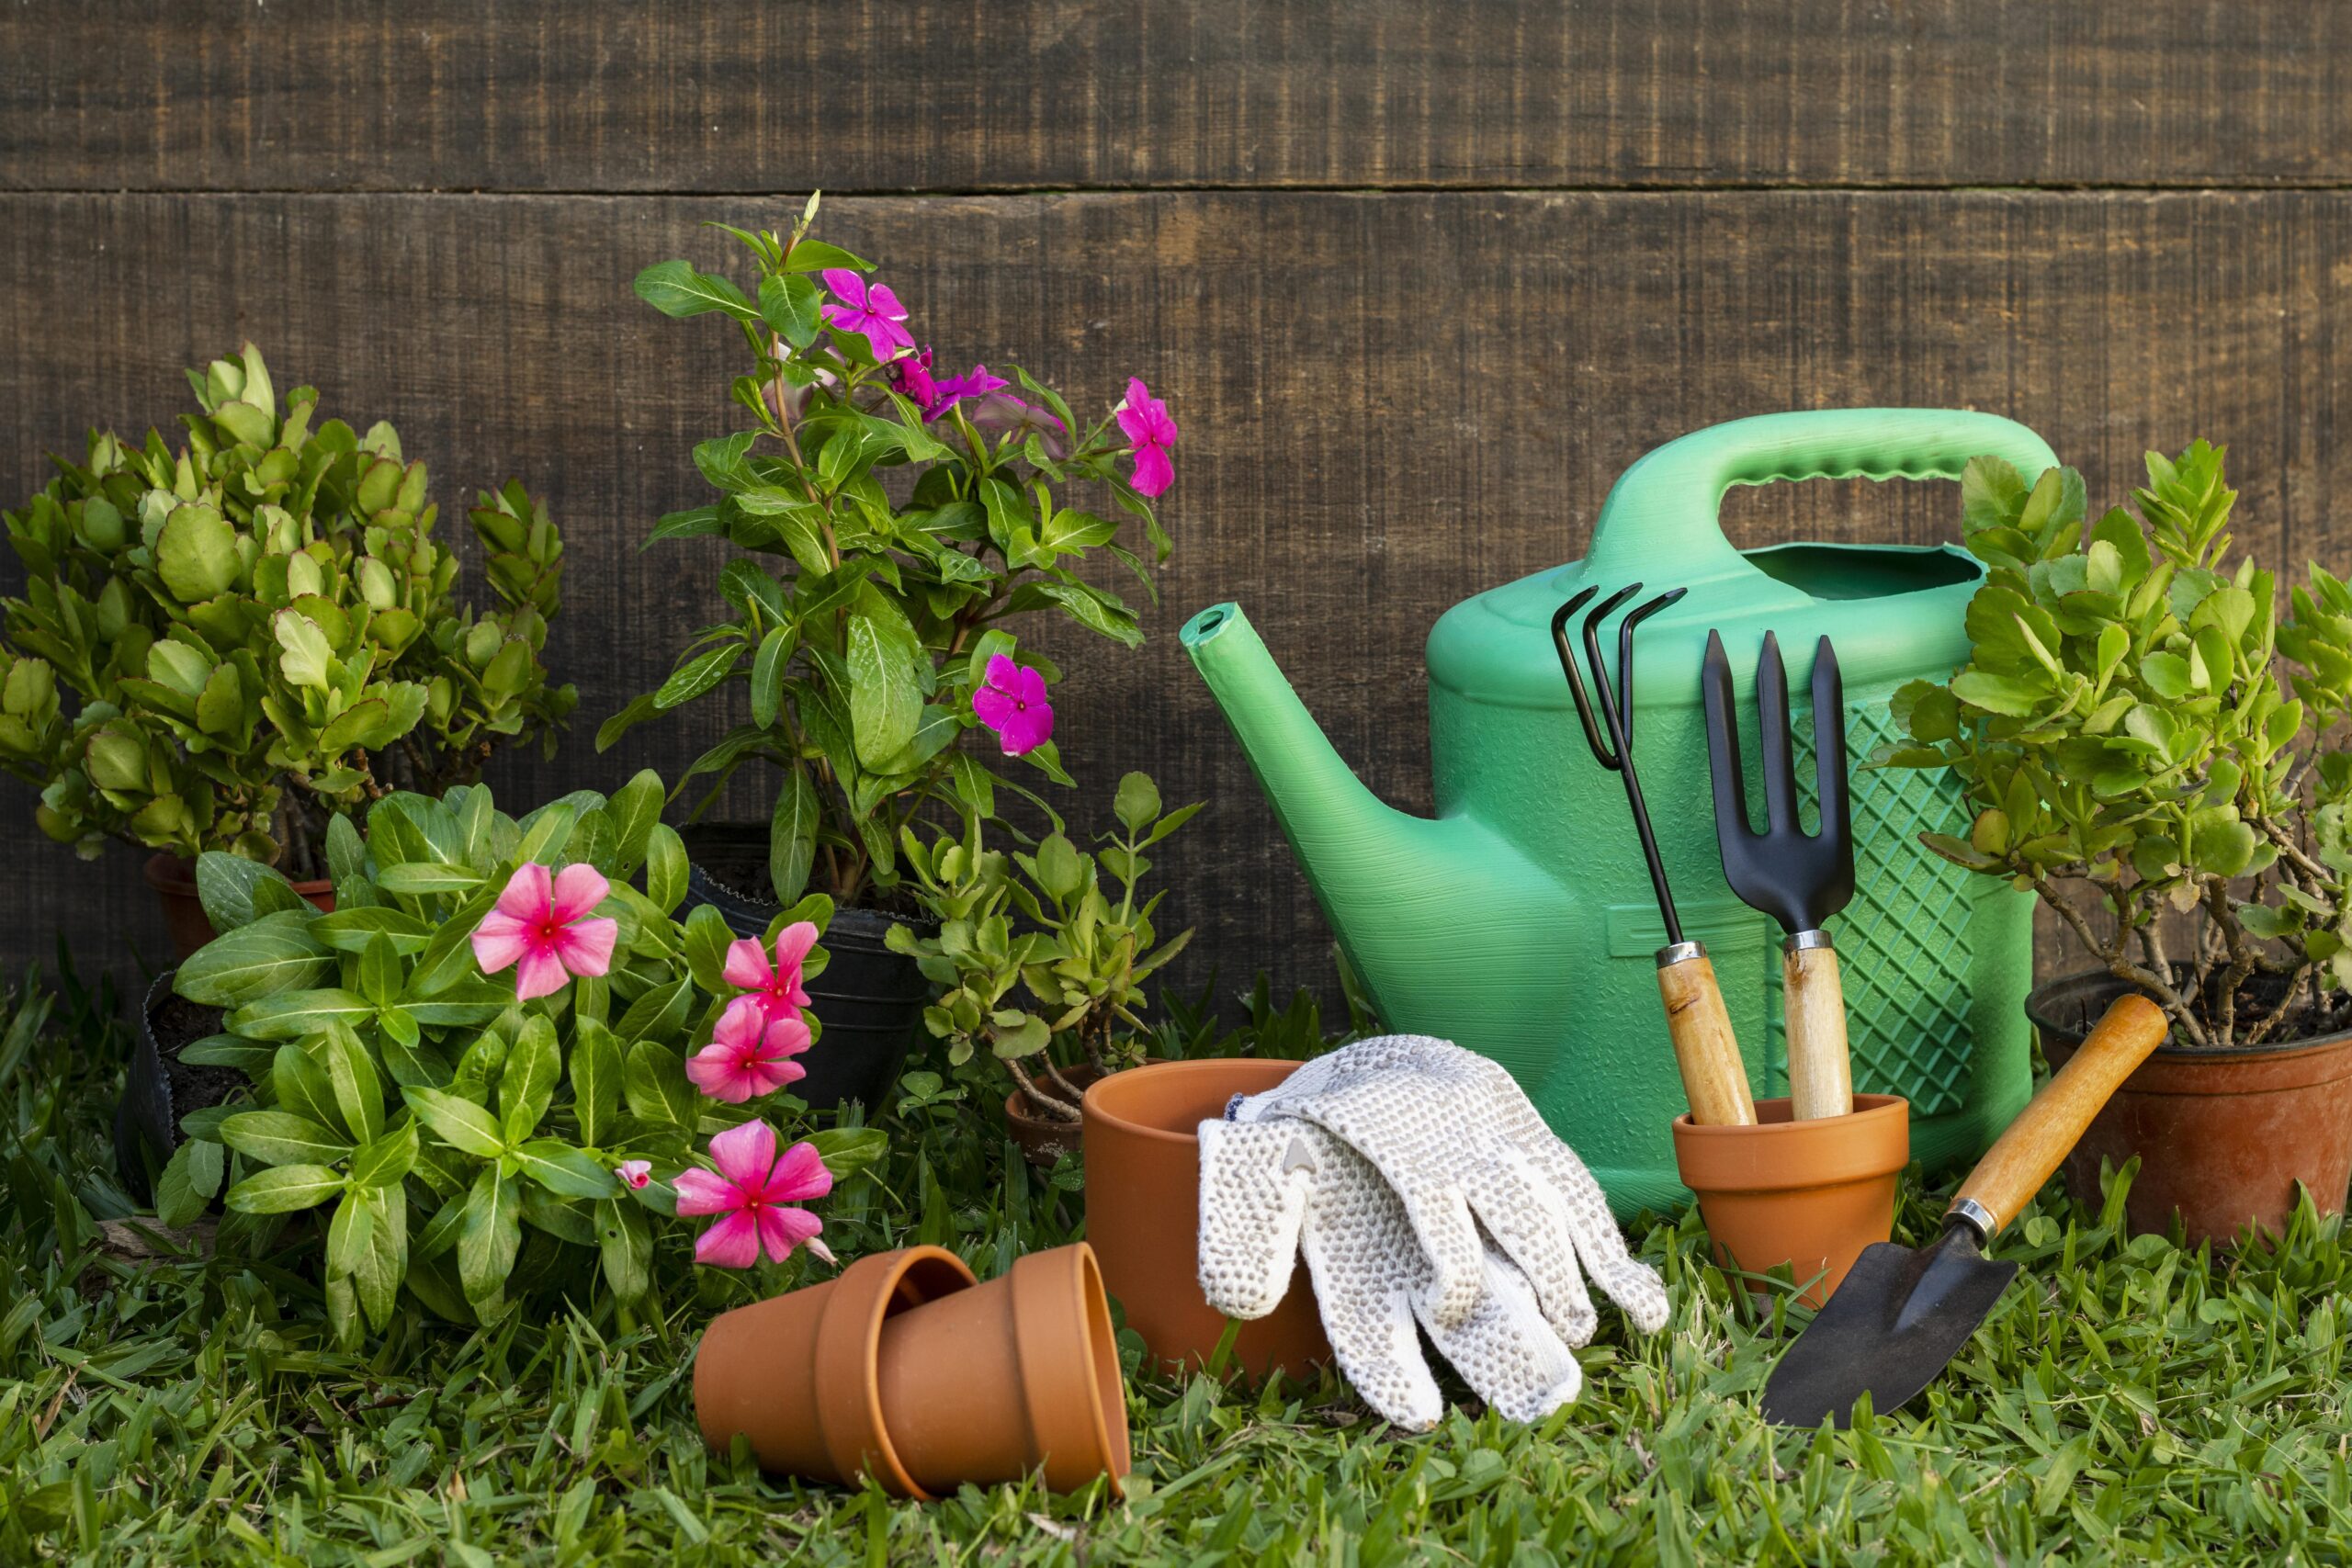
[1701,630,1756,844]
[1812,636,1856,882]
[1755,631,1803,835]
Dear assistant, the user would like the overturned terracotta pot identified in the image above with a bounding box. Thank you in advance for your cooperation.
[1671,1094,1909,1306]
[694,1243,1130,1498]
[1081,1057,1331,1378]
[145,852,334,961]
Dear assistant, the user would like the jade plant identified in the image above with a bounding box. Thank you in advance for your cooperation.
[599,196,1177,911]
[888,772,1198,1122]
[0,345,575,875]
[155,770,880,1344]
[1879,442,2352,1047]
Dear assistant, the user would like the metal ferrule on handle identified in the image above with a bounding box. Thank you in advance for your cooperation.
[1654,942,1757,1127]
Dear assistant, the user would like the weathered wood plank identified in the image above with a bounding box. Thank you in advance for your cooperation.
[0,189,2341,998]
[4,3,2349,194]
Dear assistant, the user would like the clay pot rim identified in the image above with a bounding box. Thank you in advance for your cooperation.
[1080,1057,1305,1147]
[1671,1094,1911,1193]
[2029,968,2352,1065]
[143,850,333,897]
[811,1246,978,1501]
[1009,1243,1131,1495]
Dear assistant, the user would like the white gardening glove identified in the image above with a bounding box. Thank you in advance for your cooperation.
[1227,1035,1668,1344]
[1195,1116,1588,1429]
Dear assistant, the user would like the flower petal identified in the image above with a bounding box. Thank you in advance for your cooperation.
[763,1139,836,1204]
[765,1013,813,1059]
[695,1210,763,1269]
[672,1167,741,1216]
[742,1057,802,1098]
[513,946,570,1001]
[469,909,532,975]
[495,861,552,920]
[755,1204,824,1264]
[706,1118,778,1189]
[771,920,820,973]
[820,268,866,308]
[866,283,906,321]
[552,916,618,979]
[998,703,1054,756]
[1011,663,1049,706]
[984,653,1020,692]
[616,1160,652,1190]
[685,1043,755,1102]
[548,863,611,923]
[972,682,1019,735]
[721,938,772,991]
[1130,444,1174,498]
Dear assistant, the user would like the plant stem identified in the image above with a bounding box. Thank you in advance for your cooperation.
[2037,873,2211,1045]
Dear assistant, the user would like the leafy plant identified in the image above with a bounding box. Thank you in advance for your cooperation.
[1880,442,2352,1046]
[888,772,1198,1120]
[599,196,1178,911]
[0,344,575,874]
[154,770,881,1346]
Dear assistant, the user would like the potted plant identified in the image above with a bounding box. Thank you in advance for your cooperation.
[1881,441,2352,1243]
[133,767,885,1344]
[599,196,1177,1111]
[889,771,1198,1165]
[0,344,575,956]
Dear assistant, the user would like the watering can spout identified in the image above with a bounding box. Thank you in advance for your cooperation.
[1182,603,1501,955]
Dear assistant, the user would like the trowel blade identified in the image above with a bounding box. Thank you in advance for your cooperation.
[1760,1224,2018,1428]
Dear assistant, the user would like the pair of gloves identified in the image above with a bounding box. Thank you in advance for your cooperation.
[1196,1035,1668,1430]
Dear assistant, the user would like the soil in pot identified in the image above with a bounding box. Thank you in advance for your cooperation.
[2031,970,2352,1246]
[145,852,334,961]
[676,823,935,1114]
[1671,1094,1909,1307]
[116,972,243,1201]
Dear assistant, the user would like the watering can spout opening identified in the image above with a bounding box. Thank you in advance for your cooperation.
[1179,603,1239,650]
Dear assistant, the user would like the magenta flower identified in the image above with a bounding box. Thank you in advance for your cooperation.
[470,863,618,1001]
[893,344,939,410]
[616,1160,652,1190]
[673,1120,833,1268]
[1116,378,1178,497]
[685,1002,813,1102]
[820,268,913,360]
[973,654,1054,756]
[722,921,820,1030]
[926,363,1010,423]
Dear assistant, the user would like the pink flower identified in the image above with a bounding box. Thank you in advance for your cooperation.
[685,1001,813,1102]
[820,269,913,360]
[722,921,819,1029]
[892,344,939,410]
[673,1120,833,1268]
[469,863,618,1001]
[972,653,1054,756]
[616,1160,652,1190]
[926,363,1010,423]
[1115,378,1178,497]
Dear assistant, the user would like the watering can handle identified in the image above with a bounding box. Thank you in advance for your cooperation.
[1582,409,2061,583]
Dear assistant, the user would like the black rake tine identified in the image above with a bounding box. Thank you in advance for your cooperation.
[1756,631,1803,835]
[1550,587,1616,768]
[1616,587,1688,751]
[1701,630,1758,844]
[1579,582,1645,761]
[1812,636,1853,849]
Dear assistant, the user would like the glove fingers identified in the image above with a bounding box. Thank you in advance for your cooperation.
[1314,1278,1445,1433]
[1417,1246,1583,1424]
[1194,1121,1315,1321]
[1536,1143,1671,1335]
[1459,1156,1599,1347]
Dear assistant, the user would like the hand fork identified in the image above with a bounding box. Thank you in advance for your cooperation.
[1700,631,1857,1120]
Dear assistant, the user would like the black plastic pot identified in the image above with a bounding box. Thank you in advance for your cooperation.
[116,970,242,1202]
[678,823,934,1113]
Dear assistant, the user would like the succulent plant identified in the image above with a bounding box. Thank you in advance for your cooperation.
[0,345,575,875]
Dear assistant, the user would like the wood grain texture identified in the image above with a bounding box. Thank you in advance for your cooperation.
[1956,993,2167,1234]
[1658,949,1758,1126]
[1782,942,1852,1120]
[2,187,2347,1001]
[5,2,2351,194]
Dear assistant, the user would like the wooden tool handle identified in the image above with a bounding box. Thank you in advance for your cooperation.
[1657,944,1758,1126]
[1782,937,1853,1121]
[1951,993,2168,1237]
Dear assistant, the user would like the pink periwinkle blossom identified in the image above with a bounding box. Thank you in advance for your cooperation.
[470,863,618,1001]
[673,1120,834,1268]
[973,653,1054,757]
[722,921,819,1030]
[820,268,914,360]
[1116,378,1179,497]
[926,363,1010,423]
[893,345,939,410]
[685,1001,813,1103]
[616,1160,652,1190]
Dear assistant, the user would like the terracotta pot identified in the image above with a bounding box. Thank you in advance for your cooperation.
[1005,1066,1101,1168]
[1080,1058,1331,1378]
[1671,1093,1909,1306]
[144,852,334,961]
[694,1243,1130,1498]
[2032,971,2352,1246]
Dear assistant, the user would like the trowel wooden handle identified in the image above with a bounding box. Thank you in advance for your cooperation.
[1657,944,1757,1126]
[1782,936,1853,1121]
[1951,993,2168,1237]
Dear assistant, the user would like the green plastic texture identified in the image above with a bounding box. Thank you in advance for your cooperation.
[1182,409,2053,1217]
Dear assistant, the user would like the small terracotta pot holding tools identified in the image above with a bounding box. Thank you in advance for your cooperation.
[694,1242,1130,1498]
[1672,1094,1910,1305]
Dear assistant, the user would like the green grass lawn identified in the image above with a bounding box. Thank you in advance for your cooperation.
[6,967,2352,1565]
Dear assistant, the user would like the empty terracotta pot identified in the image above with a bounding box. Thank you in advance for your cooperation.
[1081,1058,1331,1378]
[694,1243,1130,1498]
[1671,1094,1909,1306]
[145,852,334,960]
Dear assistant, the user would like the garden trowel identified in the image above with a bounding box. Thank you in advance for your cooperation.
[1761,993,2169,1427]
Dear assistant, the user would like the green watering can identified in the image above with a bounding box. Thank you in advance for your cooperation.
[1182,409,2056,1216]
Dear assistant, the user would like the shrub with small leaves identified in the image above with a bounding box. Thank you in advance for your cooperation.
[1880,442,2352,1046]
[0,345,576,875]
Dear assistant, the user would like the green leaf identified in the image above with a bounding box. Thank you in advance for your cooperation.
[155,502,240,601]
[623,1040,695,1128]
[154,1138,217,1227]
[594,1198,652,1303]
[603,769,666,876]
[351,1184,406,1331]
[758,271,824,348]
[644,823,688,914]
[273,608,335,689]
[783,239,874,274]
[1114,772,1162,834]
[750,624,793,731]
[175,911,333,1007]
[405,886,499,998]
[349,1121,418,1189]
[219,1110,351,1168]
[376,862,486,896]
[457,1167,523,1314]
[1951,669,2048,717]
[807,1125,888,1183]
[571,1019,623,1148]
[615,976,692,1044]
[312,905,434,955]
[500,1015,561,1145]
[683,905,735,992]
[225,1165,345,1214]
[403,1085,507,1159]
[633,259,760,321]
[356,932,401,1009]
[321,1023,385,1145]
[845,610,922,767]
[653,644,741,711]
[514,1139,620,1201]
[769,763,820,906]
[194,852,304,934]
[228,988,375,1041]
